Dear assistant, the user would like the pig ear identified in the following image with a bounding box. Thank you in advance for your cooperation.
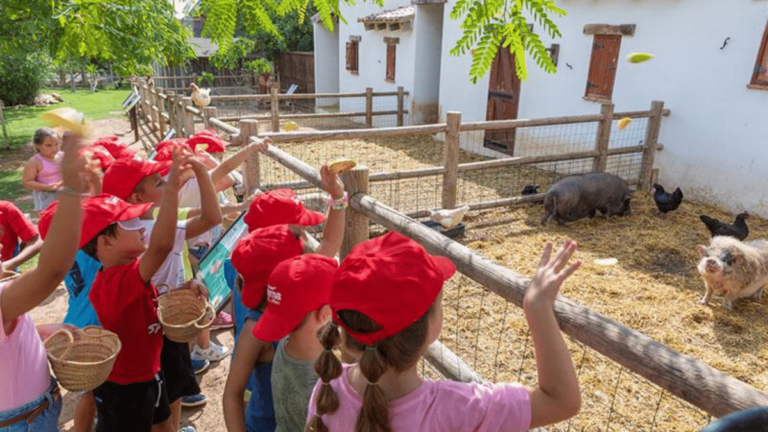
[697,246,707,257]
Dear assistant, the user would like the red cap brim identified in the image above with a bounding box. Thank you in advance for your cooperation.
[240,279,269,309]
[252,308,304,342]
[296,209,326,226]
[430,255,456,280]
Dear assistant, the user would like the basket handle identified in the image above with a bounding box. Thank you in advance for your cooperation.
[44,327,81,362]
[195,302,215,330]
[82,325,113,339]
[156,284,173,295]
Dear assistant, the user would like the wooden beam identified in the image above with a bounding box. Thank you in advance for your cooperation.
[460,114,604,132]
[457,150,600,173]
[349,193,768,419]
[217,110,405,122]
[640,101,665,192]
[340,165,370,260]
[384,37,400,45]
[240,120,261,194]
[259,123,447,143]
[583,24,637,36]
[593,103,614,172]
[442,112,460,209]
[424,341,483,383]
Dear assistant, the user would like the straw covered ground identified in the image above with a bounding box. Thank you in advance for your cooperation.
[263,129,767,431]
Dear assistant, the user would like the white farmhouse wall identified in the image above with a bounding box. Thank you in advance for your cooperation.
[411,4,445,124]
[338,0,415,126]
[313,21,340,107]
[439,0,768,216]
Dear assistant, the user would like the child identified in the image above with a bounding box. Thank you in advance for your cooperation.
[22,128,62,211]
[307,233,583,432]
[0,132,84,430]
[252,254,338,432]
[85,150,203,432]
[0,200,43,272]
[223,166,347,432]
[103,147,222,431]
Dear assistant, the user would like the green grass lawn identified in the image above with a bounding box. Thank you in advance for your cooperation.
[1,87,131,213]
[2,87,131,148]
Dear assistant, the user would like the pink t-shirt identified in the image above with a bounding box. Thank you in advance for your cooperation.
[307,364,531,432]
[0,281,51,411]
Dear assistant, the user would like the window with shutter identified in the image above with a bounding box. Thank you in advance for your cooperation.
[750,20,768,88]
[585,34,621,101]
[346,41,358,74]
[386,44,396,82]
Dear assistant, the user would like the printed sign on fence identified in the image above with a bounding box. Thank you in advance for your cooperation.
[196,212,248,312]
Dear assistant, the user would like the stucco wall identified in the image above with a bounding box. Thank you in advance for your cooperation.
[411,4,445,124]
[438,0,768,216]
[313,21,340,107]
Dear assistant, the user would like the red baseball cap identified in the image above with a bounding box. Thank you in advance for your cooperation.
[38,194,153,248]
[186,129,228,153]
[330,232,456,346]
[252,254,338,341]
[93,136,138,159]
[102,155,172,200]
[244,189,325,232]
[80,145,115,171]
[230,225,304,309]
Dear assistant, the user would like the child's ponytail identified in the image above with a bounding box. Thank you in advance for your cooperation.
[306,321,343,432]
[356,345,390,432]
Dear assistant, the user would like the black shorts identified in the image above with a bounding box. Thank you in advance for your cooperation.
[92,372,171,432]
[161,336,201,402]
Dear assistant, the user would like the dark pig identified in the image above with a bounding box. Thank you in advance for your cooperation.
[541,173,631,226]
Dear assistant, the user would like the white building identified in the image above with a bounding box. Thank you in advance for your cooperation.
[315,0,768,216]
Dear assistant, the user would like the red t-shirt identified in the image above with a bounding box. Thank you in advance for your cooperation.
[0,202,38,261]
[89,260,163,385]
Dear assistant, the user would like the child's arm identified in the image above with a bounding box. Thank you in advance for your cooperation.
[207,138,270,192]
[1,133,84,326]
[315,166,346,258]
[525,240,582,428]
[223,319,272,432]
[21,158,58,192]
[139,149,188,284]
[184,158,223,239]
[1,234,43,272]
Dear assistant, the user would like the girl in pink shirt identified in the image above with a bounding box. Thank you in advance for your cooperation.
[22,128,64,211]
[306,232,583,432]
[0,133,84,430]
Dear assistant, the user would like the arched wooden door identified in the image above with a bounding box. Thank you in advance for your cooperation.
[484,47,521,155]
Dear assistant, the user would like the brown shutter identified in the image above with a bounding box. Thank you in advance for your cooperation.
[752,22,768,85]
[346,42,353,71]
[386,44,396,81]
[585,34,621,100]
[352,42,358,73]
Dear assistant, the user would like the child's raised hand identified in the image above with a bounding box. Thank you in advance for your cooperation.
[320,165,344,199]
[524,239,581,311]
[166,146,192,192]
[60,132,88,193]
[180,280,209,299]
[248,137,271,154]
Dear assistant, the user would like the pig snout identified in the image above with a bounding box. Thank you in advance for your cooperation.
[703,258,721,274]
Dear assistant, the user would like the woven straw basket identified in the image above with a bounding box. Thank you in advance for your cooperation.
[223,213,239,230]
[44,326,122,392]
[157,288,214,343]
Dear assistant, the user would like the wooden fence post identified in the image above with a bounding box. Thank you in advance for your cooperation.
[165,91,176,133]
[149,88,159,132]
[593,103,614,173]
[0,101,9,149]
[156,88,166,136]
[365,87,373,128]
[203,107,217,129]
[396,86,405,127]
[641,101,665,192]
[441,112,461,209]
[181,97,195,137]
[340,165,370,260]
[270,87,280,132]
[240,120,261,195]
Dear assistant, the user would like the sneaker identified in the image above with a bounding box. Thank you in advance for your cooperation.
[191,358,210,375]
[179,427,197,432]
[181,393,207,408]
[211,311,233,330]
[191,341,230,362]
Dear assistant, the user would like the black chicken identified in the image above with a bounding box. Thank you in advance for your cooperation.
[699,212,750,240]
[521,185,539,196]
[653,184,684,214]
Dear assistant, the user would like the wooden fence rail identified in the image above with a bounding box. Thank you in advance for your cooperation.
[240,133,768,419]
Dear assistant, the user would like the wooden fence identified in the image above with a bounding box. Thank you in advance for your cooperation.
[278,51,315,94]
[129,77,768,424]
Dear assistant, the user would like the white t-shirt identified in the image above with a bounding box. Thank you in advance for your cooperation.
[142,219,187,293]
[177,177,227,247]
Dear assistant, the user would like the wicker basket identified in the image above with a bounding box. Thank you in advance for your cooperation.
[0,271,19,282]
[44,326,122,392]
[157,289,214,343]
[223,213,239,230]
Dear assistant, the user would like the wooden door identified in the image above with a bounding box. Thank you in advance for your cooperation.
[484,47,521,155]
[585,34,621,100]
